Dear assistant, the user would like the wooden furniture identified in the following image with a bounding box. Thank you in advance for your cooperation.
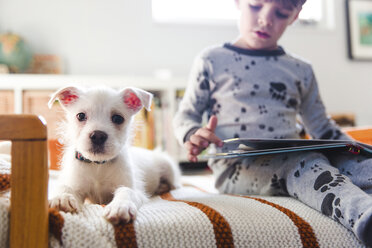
[344,127,372,145]
[0,115,48,248]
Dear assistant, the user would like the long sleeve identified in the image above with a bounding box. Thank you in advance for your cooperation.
[173,54,213,145]
[300,70,351,140]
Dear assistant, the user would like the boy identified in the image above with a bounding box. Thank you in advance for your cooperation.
[173,0,372,245]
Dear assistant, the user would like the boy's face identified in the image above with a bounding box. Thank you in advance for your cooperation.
[234,0,301,50]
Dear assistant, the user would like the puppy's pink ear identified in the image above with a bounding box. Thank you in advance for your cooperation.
[48,86,82,109]
[121,87,153,114]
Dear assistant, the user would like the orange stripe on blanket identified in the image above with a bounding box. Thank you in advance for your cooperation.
[49,207,64,245]
[161,192,234,248]
[242,196,320,248]
[0,174,10,191]
[114,222,138,248]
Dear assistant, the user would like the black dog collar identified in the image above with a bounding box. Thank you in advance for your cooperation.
[75,151,107,164]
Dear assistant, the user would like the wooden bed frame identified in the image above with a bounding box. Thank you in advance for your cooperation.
[0,115,48,248]
[1,114,372,248]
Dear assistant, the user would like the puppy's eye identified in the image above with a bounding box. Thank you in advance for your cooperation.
[76,112,87,122]
[112,114,124,125]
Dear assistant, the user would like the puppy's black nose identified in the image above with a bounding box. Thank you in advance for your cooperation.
[90,130,108,145]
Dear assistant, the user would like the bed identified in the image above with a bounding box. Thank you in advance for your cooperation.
[0,114,370,248]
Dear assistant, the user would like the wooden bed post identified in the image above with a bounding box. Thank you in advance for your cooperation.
[0,115,49,248]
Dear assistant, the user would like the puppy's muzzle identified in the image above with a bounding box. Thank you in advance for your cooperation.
[89,130,108,152]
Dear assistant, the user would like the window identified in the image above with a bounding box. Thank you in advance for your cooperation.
[152,0,328,26]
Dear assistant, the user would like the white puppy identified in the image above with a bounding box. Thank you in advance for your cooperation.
[48,86,181,224]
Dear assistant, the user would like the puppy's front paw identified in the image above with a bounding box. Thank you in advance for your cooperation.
[103,201,137,224]
[49,193,80,213]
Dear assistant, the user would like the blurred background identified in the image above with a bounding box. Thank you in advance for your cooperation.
[0,0,370,126]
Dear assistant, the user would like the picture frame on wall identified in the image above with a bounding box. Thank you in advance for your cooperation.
[346,0,372,60]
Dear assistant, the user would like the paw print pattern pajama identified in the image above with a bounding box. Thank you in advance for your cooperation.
[209,151,372,245]
[173,44,372,244]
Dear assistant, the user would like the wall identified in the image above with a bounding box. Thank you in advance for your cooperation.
[0,0,371,125]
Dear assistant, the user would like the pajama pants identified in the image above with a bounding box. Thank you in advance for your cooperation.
[209,151,372,246]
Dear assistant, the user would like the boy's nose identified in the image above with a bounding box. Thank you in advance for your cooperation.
[258,17,273,27]
[258,12,273,27]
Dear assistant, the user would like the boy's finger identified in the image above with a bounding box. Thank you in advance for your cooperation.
[205,116,223,147]
[206,115,218,132]
[209,134,223,147]
[185,142,199,162]
[185,141,202,155]
[189,134,209,148]
[184,141,193,151]
[195,128,223,147]
[187,153,198,163]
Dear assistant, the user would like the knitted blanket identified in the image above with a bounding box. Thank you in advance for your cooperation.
[2,130,372,247]
[47,186,368,247]
[0,162,366,247]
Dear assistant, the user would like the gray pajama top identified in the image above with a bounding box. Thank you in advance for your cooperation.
[173,43,349,144]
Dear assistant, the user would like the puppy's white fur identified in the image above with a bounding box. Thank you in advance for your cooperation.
[48,86,181,224]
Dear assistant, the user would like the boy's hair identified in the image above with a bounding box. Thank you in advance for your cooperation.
[276,0,307,9]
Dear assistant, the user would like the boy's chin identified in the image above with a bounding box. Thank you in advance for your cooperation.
[234,39,277,51]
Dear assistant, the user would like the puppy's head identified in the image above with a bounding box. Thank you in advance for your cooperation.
[49,86,153,162]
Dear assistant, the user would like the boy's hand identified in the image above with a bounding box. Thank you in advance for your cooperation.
[185,115,223,162]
